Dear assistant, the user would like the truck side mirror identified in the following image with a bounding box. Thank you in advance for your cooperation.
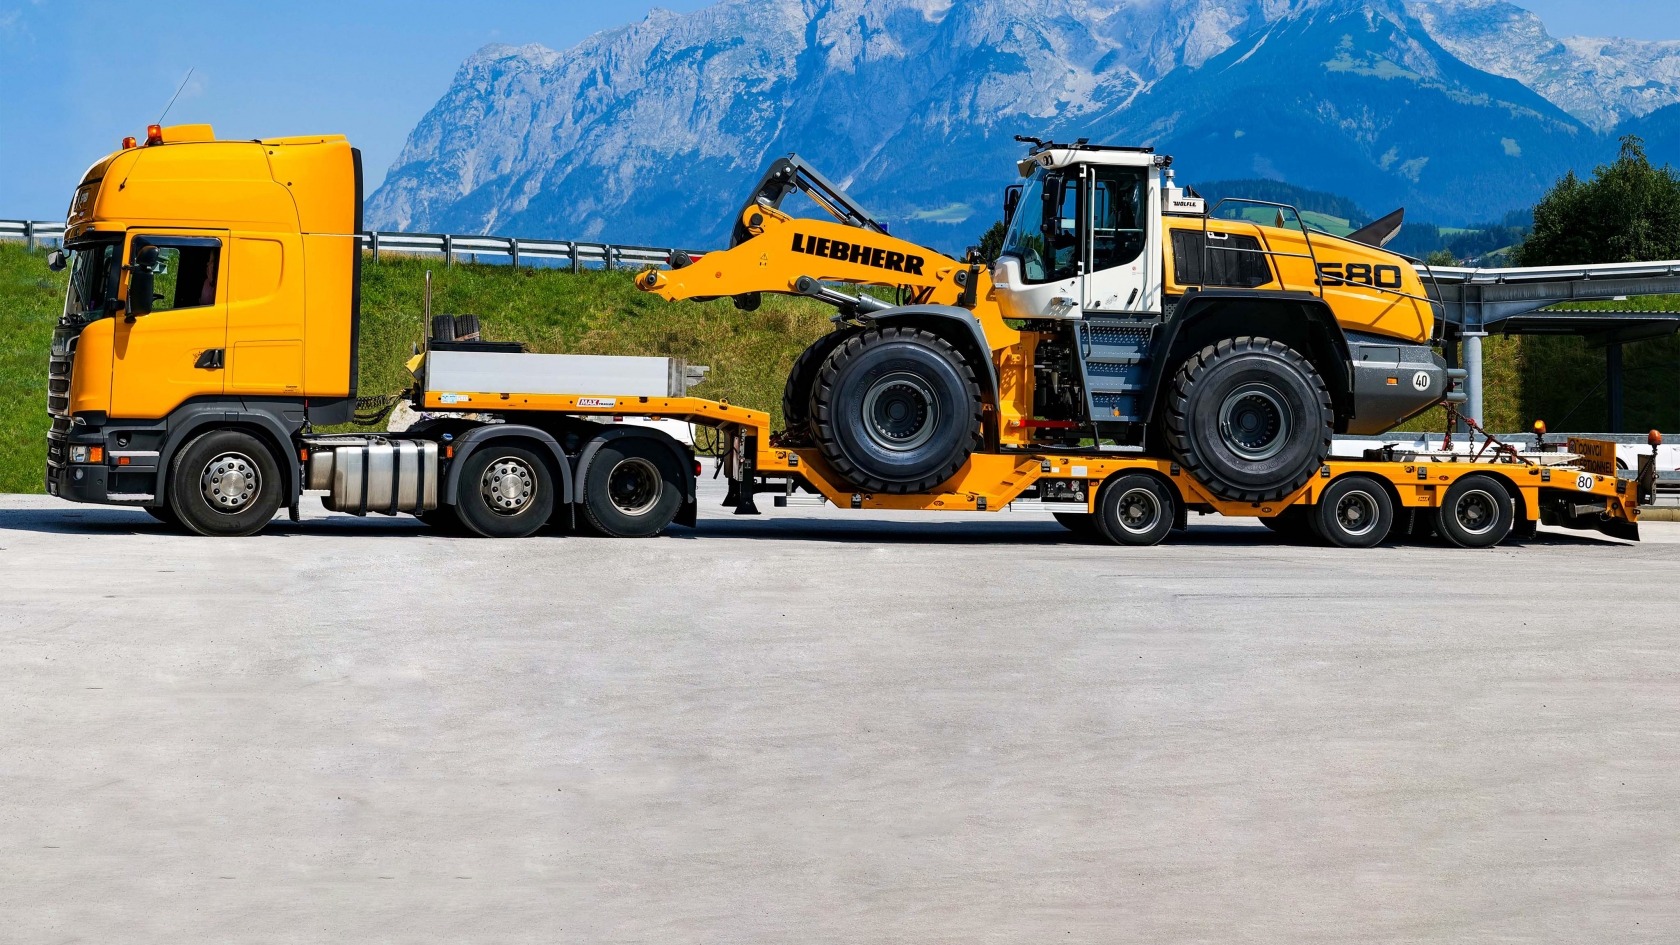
[46,249,67,272]
[127,244,159,318]
[1003,184,1022,224]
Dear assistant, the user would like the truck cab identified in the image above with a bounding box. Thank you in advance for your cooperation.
[47,124,362,520]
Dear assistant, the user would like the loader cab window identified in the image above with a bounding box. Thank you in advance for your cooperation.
[1000,170,1080,284]
[134,239,222,312]
[1088,165,1148,271]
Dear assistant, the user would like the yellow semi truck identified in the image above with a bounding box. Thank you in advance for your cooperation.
[43,124,1651,545]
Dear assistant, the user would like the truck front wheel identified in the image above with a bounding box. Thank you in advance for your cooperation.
[1164,336,1332,502]
[167,429,284,537]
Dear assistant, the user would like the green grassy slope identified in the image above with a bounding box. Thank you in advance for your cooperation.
[2,244,1674,493]
[0,247,833,493]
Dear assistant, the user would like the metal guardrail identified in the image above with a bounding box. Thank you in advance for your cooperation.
[0,219,701,272]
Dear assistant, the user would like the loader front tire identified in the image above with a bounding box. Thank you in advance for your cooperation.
[1164,337,1332,503]
[810,327,982,494]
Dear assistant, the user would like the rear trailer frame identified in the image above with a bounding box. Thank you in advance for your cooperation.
[412,385,1640,545]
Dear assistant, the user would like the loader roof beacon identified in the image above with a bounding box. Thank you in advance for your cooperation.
[45,127,1653,544]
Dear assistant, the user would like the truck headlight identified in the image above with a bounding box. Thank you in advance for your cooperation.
[70,445,89,463]
[69,445,103,463]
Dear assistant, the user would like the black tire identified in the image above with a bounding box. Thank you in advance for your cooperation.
[1435,474,1514,548]
[1052,511,1105,541]
[144,503,181,528]
[810,326,982,494]
[1164,337,1333,502]
[416,505,470,534]
[454,445,555,538]
[1259,505,1317,543]
[452,314,481,341]
[1094,473,1176,546]
[781,329,859,443]
[580,438,685,538]
[167,429,284,537]
[430,313,456,342]
[1313,475,1395,548]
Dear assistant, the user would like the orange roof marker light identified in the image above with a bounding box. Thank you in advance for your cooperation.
[145,124,164,146]
[121,135,137,149]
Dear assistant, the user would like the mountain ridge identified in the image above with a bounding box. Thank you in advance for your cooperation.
[365,0,1677,251]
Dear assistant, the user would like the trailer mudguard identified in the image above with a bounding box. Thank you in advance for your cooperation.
[444,424,576,505]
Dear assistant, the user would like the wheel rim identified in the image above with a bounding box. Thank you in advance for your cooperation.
[861,371,939,452]
[200,451,261,513]
[607,457,661,516]
[480,456,536,514]
[1454,488,1499,536]
[1334,490,1379,537]
[1218,383,1290,461]
[1114,487,1162,534]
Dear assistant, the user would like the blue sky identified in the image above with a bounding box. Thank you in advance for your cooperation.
[1,0,1674,220]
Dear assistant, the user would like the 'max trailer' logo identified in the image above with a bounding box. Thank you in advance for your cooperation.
[792,233,925,276]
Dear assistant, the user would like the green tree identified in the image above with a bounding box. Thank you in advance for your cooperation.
[1423,248,1457,267]
[976,220,1007,265]
[1514,135,1680,265]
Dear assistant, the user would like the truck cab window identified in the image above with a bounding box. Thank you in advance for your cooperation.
[63,239,121,320]
[146,245,221,311]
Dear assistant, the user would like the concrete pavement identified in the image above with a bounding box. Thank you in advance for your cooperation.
[2,488,1677,943]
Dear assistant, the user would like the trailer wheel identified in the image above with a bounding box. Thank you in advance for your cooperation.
[167,429,284,537]
[455,445,554,538]
[1052,511,1105,541]
[1094,473,1175,546]
[1164,337,1332,502]
[1313,475,1394,548]
[810,326,982,494]
[1435,474,1514,548]
[580,438,684,538]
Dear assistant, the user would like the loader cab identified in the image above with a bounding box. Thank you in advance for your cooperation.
[993,143,1164,320]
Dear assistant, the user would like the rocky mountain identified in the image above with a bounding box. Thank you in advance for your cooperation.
[1409,0,1680,132]
[366,0,1678,251]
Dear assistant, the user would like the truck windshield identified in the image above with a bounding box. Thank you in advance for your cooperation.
[1000,170,1078,284]
[63,238,121,322]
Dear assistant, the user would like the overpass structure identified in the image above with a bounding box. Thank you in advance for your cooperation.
[1420,260,1680,430]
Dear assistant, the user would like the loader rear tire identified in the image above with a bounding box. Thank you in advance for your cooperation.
[810,326,982,494]
[1164,336,1332,503]
[782,328,860,444]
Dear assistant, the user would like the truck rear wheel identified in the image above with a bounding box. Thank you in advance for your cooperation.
[167,429,284,537]
[810,326,982,494]
[1094,473,1176,546]
[580,439,684,538]
[1313,475,1394,548]
[1164,337,1332,502]
[455,445,554,538]
[1435,474,1514,548]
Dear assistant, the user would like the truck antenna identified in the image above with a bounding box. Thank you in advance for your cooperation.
[156,67,196,125]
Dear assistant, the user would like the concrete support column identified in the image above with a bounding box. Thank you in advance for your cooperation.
[1606,342,1624,433]
[1463,331,1487,429]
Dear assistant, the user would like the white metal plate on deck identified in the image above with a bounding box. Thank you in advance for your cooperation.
[425,350,684,398]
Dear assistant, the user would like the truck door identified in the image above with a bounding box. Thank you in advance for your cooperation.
[110,232,228,419]
[1080,164,1160,315]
